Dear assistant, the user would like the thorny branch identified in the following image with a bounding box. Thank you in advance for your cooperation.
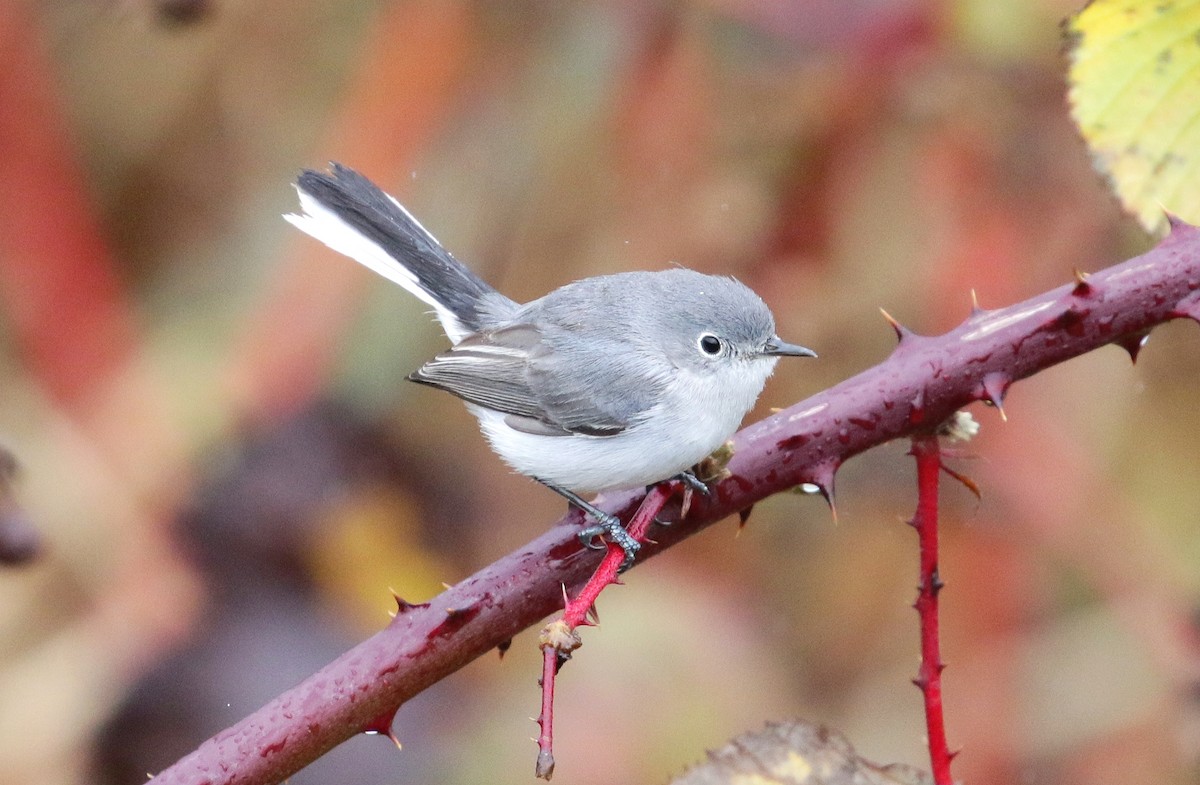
[535,482,679,779]
[153,221,1200,785]
[909,434,954,785]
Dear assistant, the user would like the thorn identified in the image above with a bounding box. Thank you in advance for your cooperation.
[969,288,980,313]
[586,603,600,625]
[1115,331,1151,363]
[391,594,428,615]
[497,638,513,659]
[363,707,401,742]
[805,462,838,524]
[737,505,754,531]
[880,308,912,343]
[1071,268,1093,297]
[978,372,1010,421]
[1164,209,1187,233]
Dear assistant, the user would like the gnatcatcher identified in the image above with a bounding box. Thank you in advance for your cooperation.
[287,164,815,570]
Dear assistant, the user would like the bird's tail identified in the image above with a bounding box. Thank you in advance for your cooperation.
[287,163,503,342]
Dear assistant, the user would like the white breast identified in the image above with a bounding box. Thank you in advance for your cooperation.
[468,356,778,492]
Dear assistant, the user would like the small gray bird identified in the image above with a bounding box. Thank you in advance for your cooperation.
[287,164,815,569]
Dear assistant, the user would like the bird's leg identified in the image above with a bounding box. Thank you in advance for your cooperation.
[537,479,639,572]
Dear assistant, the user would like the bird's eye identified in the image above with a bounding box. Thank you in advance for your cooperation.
[698,334,723,356]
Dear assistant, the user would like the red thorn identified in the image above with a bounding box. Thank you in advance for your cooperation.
[1115,331,1151,363]
[737,504,754,530]
[392,596,429,615]
[363,707,401,746]
[388,594,430,624]
[978,372,1010,421]
[880,308,912,344]
[1071,269,1093,297]
[804,462,838,523]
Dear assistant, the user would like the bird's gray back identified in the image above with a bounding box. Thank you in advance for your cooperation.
[509,268,776,427]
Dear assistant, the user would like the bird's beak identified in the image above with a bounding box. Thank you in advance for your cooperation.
[762,337,817,358]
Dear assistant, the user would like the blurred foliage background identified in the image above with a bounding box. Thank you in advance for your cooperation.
[1,1,1198,784]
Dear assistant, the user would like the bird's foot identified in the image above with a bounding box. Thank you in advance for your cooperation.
[577,512,640,573]
[672,470,711,496]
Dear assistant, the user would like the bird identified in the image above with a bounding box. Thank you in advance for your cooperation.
[287,163,815,569]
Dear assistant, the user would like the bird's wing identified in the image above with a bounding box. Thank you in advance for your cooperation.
[409,323,660,437]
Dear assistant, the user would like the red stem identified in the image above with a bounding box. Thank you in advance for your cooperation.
[910,434,954,785]
[535,648,557,778]
[535,482,677,778]
[565,483,674,626]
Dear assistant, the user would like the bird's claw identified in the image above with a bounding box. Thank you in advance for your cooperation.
[674,470,711,496]
[576,513,640,572]
[577,525,608,550]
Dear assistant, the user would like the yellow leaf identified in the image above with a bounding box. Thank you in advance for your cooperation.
[1067,0,1200,233]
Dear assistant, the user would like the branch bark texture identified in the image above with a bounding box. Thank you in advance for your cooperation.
[153,222,1200,785]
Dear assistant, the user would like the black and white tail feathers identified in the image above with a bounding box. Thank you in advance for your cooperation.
[287,163,504,342]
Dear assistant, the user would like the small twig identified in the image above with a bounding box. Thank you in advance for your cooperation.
[909,434,954,785]
[535,482,678,779]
